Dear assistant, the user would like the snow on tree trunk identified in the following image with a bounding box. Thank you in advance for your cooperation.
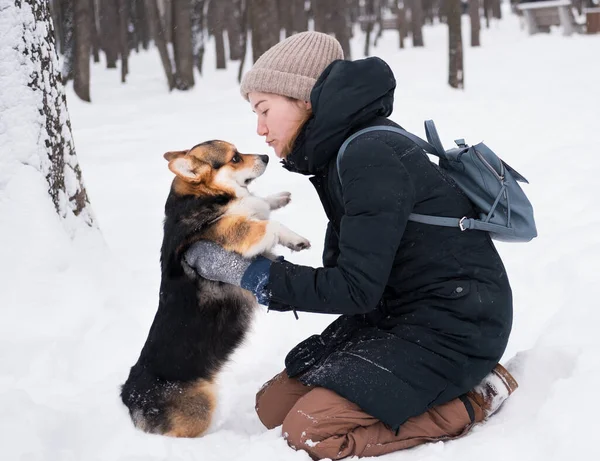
[0,0,94,232]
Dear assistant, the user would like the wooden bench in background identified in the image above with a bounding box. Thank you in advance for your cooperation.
[517,0,582,35]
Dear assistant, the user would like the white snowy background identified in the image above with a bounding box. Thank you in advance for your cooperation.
[2,8,600,461]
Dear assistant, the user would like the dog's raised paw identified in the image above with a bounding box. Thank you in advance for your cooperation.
[288,237,311,252]
[267,192,292,210]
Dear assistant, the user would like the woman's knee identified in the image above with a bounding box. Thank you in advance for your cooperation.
[255,370,312,430]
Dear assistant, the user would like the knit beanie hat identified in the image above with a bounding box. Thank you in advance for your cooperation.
[240,31,344,101]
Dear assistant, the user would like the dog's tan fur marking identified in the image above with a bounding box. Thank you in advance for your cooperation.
[165,379,217,438]
[203,215,269,256]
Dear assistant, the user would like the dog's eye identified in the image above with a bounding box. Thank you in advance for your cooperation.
[231,154,241,164]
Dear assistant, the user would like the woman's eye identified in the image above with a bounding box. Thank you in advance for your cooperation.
[262,109,269,116]
[231,155,241,163]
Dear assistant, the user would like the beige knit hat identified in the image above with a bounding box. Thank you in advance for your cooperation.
[240,31,344,101]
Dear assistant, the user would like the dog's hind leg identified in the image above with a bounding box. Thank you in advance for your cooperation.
[165,379,217,438]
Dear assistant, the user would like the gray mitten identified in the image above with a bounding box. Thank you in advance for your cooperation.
[184,240,251,286]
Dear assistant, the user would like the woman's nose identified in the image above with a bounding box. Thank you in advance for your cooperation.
[257,119,268,137]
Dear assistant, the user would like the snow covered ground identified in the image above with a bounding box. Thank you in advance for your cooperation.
[2,10,600,461]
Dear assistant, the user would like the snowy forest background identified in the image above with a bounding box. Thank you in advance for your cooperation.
[1,0,600,460]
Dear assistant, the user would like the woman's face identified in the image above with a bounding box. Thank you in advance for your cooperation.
[248,92,311,158]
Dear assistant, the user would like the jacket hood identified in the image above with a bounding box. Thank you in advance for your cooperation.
[282,57,396,175]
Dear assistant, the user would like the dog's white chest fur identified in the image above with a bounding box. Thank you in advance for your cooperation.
[226,195,272,220]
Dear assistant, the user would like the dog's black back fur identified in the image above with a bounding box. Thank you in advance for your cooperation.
[120,188,256,435]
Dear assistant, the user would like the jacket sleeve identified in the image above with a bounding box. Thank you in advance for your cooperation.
[267,137,416,315]
[322,221,340,268]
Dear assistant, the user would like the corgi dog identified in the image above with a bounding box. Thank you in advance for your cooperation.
[120,140,310,437]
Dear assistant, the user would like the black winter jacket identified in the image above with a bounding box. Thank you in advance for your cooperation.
[266,57,513,431]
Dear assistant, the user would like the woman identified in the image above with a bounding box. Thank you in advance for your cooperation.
[185,32,517,459]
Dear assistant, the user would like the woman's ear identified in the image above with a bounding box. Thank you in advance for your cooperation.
[304,100,312,110]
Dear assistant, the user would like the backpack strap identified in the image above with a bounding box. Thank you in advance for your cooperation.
[336,125,443,183]
[424,120,446,158]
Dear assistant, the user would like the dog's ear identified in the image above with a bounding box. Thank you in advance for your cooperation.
[168,157,210,183]
[163,150,187,161]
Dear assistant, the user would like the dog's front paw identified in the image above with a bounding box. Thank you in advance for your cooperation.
[286,235,311,252]
[266,191,292,210]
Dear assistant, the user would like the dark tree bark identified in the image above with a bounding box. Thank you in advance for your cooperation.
[291,0,308,33]
[331,0,351,59]
[136,0,150,49]
[90,0,100,62]
[238,0,250,82]
[118,0,129,82]
[100,0,119,68]
[250,0,279,63]
[483,0,491,28]
[411,0,425,47]
[146,0,175,90]
[191,0,206,74]
[7,0,94,227]
[227,0,244,60]
[363,0,374,56]
[448,0,464,89]
[469,0,481,47]
[50,0,65,54]
[278,0,293,37]
[127,0,138,51]
[423,0,435,24]
[492,0,502,19]
[395,3,407,49]
[73,0,91,101]
[60,0,74,82]
[208,0,227,69]
[312,0,331,33]
[172,0,195,89]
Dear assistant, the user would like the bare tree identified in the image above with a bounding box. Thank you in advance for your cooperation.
[483,0,491,28]
[395,3,407,49]
[364,0,375,56]
[4,0,94,229]
[227,0,244,60]
[278,0,293,37]
[73,0,92,101]
[90,0,101,62]
[291,0,308,33]
[411,0,425,47]
[448,0,464,89]
[208,0,227,69]
[250,0,280,63]
[100,0,119,68]
[469,0,481,47]
[191,0,206,74]
[147,0,175,90]
[492,0,501,19]
[312,0,331,33]
[118,0,129,82]
[331,0,351,59]
[172,0,195,89]
[60,0,75,81]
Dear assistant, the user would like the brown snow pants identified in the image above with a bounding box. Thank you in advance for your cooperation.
[255,370,485,460]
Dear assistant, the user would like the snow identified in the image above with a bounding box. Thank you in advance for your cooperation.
[2,8,600,461]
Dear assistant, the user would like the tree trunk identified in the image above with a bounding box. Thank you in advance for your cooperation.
[118,0,129,82]
[73,0,91,101]
[492,0,502,19]
[423,0,435,24]
[250,0,279,63]
[411,0,425,47]
[291,0,308,33]
[147,0,175,90]
[395,4,406,49]
[483,0,491,28]
[100,0,119,68]
[50,0,65,54]
[208,0,227,69]
[278,0,293,37]
[469,0,481,47]
[312,0,330,33]
[127,0,138,52]
[331,0,351,59]
[238,0,250,82]
[172,0,195,89]
[60,0,74,82]
[90,0,100,63]
[363,0,375,56]
[137,0,150,49]
[191,0,206,74]
[448,0,464,89]
[227,0,244,60]
[4,0,94,228]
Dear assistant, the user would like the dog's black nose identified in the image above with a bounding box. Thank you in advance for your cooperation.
[260,155,269,164]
